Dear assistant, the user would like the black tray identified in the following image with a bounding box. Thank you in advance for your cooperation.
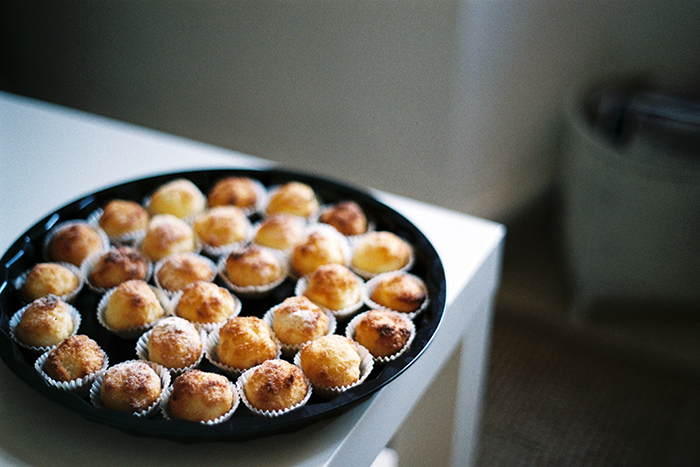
[0,168,446,442]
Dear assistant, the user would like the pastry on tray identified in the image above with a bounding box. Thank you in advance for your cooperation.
[147,178,206,220]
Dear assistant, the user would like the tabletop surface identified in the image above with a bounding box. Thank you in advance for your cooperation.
[0,92,504,467]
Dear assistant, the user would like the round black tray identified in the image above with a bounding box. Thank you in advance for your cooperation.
[0,168,446,442]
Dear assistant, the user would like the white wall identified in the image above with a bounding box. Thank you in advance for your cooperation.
[4,0,699,221]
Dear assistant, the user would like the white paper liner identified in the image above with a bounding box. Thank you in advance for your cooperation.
[361,271,430,320]
[13,262,85,305]
[206,176,268,217]
[42,220,110,268]
[250,214,308,256]
[236,362,313,417]
[87,207,147,247]
[216,247,290,299]
[293,274,364,320]
[167,287,242,333]
[348,232,416,280]
[288,224,352,280]
[160,377,240,425]
[152,253,217,298]
[135,320,206,377]
[294,340,374,399]
[80,247,153,294]
[261,183,322,221]
[96,283,170,339]
[9,298,82,353]
[203,323,282,377]
[345,309,417,364]
[309,202,377,239]
[35,345,109,397]
[90,360,171,418]
[262,305,337,357]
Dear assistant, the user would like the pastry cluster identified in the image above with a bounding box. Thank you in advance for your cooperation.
[9,173,431,423]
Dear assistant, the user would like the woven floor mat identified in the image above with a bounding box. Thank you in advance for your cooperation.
[475,316,700,467]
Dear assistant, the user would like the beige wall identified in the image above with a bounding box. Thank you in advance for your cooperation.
[4,0,699,221]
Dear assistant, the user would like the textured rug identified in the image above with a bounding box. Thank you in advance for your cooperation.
[474,315,700,467]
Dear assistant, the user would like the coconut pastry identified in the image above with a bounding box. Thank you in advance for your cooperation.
[140,214,197,263]
[298,335,362,390]
[42,334,106,382]
[18,262,82,303]
[166,369,236,423]
[210,316,279,373]
[86,246,149,291]
[174,281,240,329]
[267,296,332,353]
[147,178,206,220]
[97,199,149,241]
[252,214,306,252]
[207,176,264,213]
[350,231,413,278]
[46,222,106,267]
[220,245,287,296]
[154,253,216,295]
[318,201,368,236]
[240,359,310,414]
[348,309,414,360]
[11,295,78,350]
[193,206,250,253]
[141,317,203,373]
[300,263,363,317]
[290,226,349,278]
[366,271,428,316]
[98,360,165,415]
[38,334,107,396]
[264,181,320,219]
[100,279,164,334]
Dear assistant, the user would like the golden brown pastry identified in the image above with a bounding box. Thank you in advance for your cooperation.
[223,245,285,288]
[20,262,80,302]
[291,229,346,277]
[253,214,305,251]
[168,370,234,422]
[175,281,237,325]
[207,176,261,211]
[100,361,162,413]
[146,317,202,371]
[369,272,427,314]
[155,253,215,293]
[44,334,105,382]
[351,231,412,276]
[271,296,329,347]
[318,201,368,236]
[243,359,309,412]
[47,222,104,267]
[302,263,361,312]
[98,199,149,238]
[299,335,361,388]
[352,310,412,358]
[104,280,164,330]
[88,246,149,290]
[140,214,196,262]
[147,178,206,220]
[216,316,278,370]
[14,295,75,348]
[265,181,319,218]
[193,206,249,248]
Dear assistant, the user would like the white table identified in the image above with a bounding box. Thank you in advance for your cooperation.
[0,92,504,467]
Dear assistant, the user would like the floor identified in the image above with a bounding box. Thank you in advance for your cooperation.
[473,196,700,466]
